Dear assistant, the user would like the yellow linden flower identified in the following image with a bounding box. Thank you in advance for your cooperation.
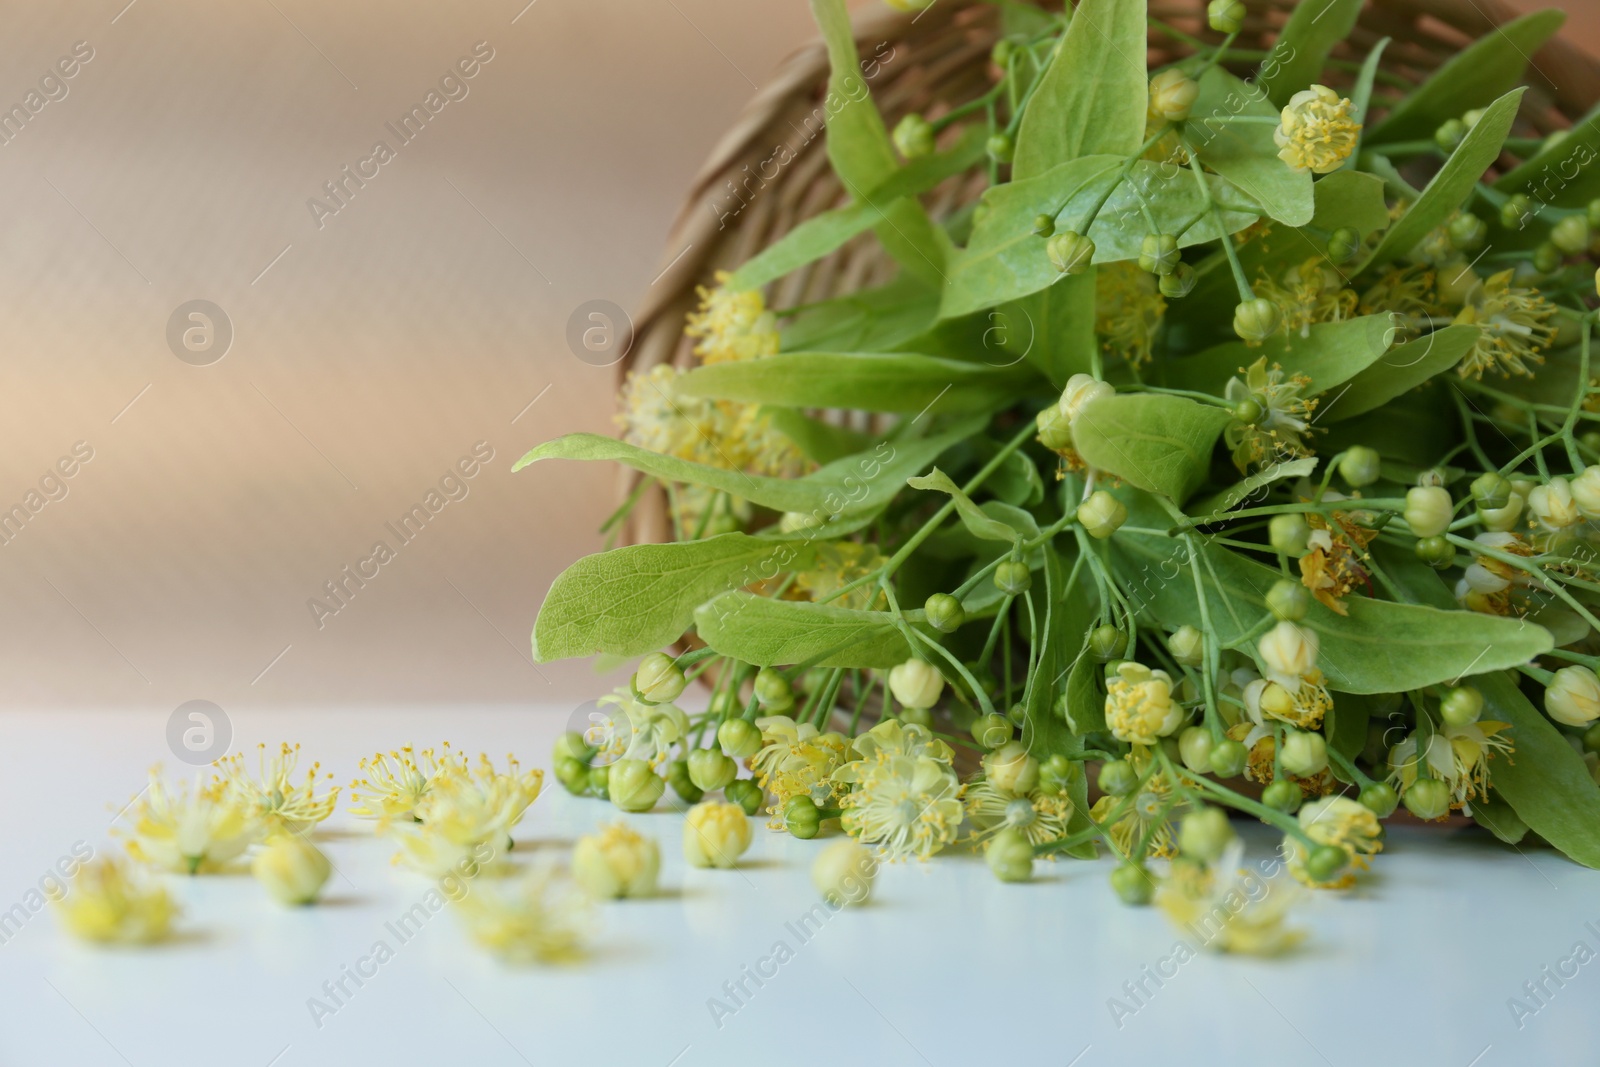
[123,770,256,875]
[1225,722,1338,797]
[1244,675,1333,731]
[839,753,962,861]
[1254,256,1357,339]
[1387,721,1513,808]
[752,717,849,820]
[1089,768,1177,858]
[1297,513,1375,616]
[54,856,176,945]
[834,719,953,784]
[1095,261,1167,367]
[1453,270,1557,378]
[349,744,462,823]
[1104,662,1183,745]
[455,865,593,964]
[1223,357,1318,472]
[389,754,543,877]
[572,822,660,899]
[683,801,754,868]
[685,271,779,366]
[1285,796,1383,888]
[596,687,689,768]
[1157,844,1304,956]
[217,743,339,836]
[1274,85,1360,173]
[962,777,1075,849]
[1358,263,1445,337]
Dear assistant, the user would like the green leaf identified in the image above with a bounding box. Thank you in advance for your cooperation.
[1495,100,1600,206]
[1364,89,1525,269]
[1326,690,1373,762]
[1188,68,1314,226]
[1012,0,1146,179]
[1164,314,1397,396]
[1071,394,1233,503]
[1325,324,1481,421]
[676,351,1038,414]
[809,0,948,286]
[516,416,982,519]
[944,157,1256,318]
[907,468,1024,543]
[1471,790,1529,846]
[1257,0,1364,107]
[533,534,816,661]
[997,271,1098,387]
[1187,457,1319,519]
[763,407,873,465]
[1308,170,1391,235]
[693,592,921,669]
[1339,37,1390,171]
[1366,11,1563,144]
[781,276,940,353]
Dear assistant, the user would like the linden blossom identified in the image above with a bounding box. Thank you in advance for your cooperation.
[305,41,496,230]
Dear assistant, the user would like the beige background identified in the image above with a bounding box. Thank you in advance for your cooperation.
[0,0,1589,714]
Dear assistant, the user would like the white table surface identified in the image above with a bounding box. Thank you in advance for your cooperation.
[3,706,1597,1067]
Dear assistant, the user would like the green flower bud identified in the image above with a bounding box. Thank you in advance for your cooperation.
[1534,242,1564,274]
[987,828,1035,883]
[1500,194,1532,230]
[1098,759,1138,797]
[1007,702,1027,727]
[889,658,945,710]
[990,39,1015,69]
[1207,0,1245,34]
[1471,471,1513,510]
[553,730,593,764]
[1582,721,1600,753]
[995,560,1033,596]
[1269,513,1311,555]
[1434,118,1466,152]
[1441,686,1484,727]
[1262,779,1302,813]
[253,834,332,906]
[971,712,1013,750]
[723,778,764,816]
[1415,535,1456,569]
[899,705,933,728]
[683,801,753,869]
[987,132,1015,163]
[687,749,738,793]
[1546,665,1600,727]
[1179,807,1236,863]
[1159,262,1198,298]
[812,839,876,905]
[1077,490,1128,539]
[633,652,687,704]
[1588,199,1600,230]
[667,759,704,804]
[1209,739,1248,779]
[1178,726,1214,773]
[1047,231,1096,275]
[1110,862,1154,905]
[892,113,935,160]
[573,822,661,899]
[1358,781,1399,817]
[1339,446,1383,488]
[609,759,664,813]
[1139,233,1181,275]
[587,763,611,800]
[1039,754,1078,795]
[1304,844,1350,883]
[1168,625,1205,668]
[1267,579,1311,622]
[1403,485,1453,539]
[1448,213,1487,252]
[555,756,590,796]
[1148,70,1199,124]
[1090,624,1128,662]
[1402,777,1451,820]
[1036,403,1074,452]
[1279,730,1328,777]
[754,667,794,711]
[1233,297,1281,343]
[984,741,1040,794]
[784,795,823,840]
[1552,215,1592,255]
[1326,226,1361,263]
[1461,108,1485,130]
[925,593,967,634]
[717,717,763,759]
[1033,213,1056,239]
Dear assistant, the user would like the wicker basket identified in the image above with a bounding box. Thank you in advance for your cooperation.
[617,0,1599,546]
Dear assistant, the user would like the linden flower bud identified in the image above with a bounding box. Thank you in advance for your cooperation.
[1269,513,1311,555]
[891,113,935,160]
[687,749,738,793]
[1500,194,1532,230]
[1471,471,1513,510]
[717,718,763,758]
[1168,625,1205,668]
[1529,478,1581,532]
[1404,486,1453,539]
[1160,262,1198,298]
[1180,807,1236,864]
[1208,0,1245,34]
[1148,69,1199,123]
[1449,213,1487,253]
[1479,493,1524,533]
[1105,662,1183,745]
[983,741,1040,794]
[252,834,332,906]
[608,759,665,813]
[1279,730,1328,777]
[1059,373,1115,424]
[1547,666,1600,727]
[1267,578,1310,621]
[925,593,967,634]
[1552,215,1592,256]
[1275,85,1360,174]
[753,667,794,711]
[633,652,687,704]
[1077,490,1128,539]
[1233,297,1281,342]
[1571,465,1600,521]
[1327,226,1361,263]
[573,822,660,899]
[888,658,945,710]
[1047,231,1095,275]
[987,828,1035,883]
[1033,213,1056,238]
[1178,726,1214,773]
[1258,620,1318,682]
[683,801,752,869]
[1434,118,1466,152]
[1139,233,1182,275]
[812,839,876,906]
[1338,446,1382,487]
[1036,403,1074,451]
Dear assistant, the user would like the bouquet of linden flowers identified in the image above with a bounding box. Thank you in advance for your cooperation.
[520,0,1600,945]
